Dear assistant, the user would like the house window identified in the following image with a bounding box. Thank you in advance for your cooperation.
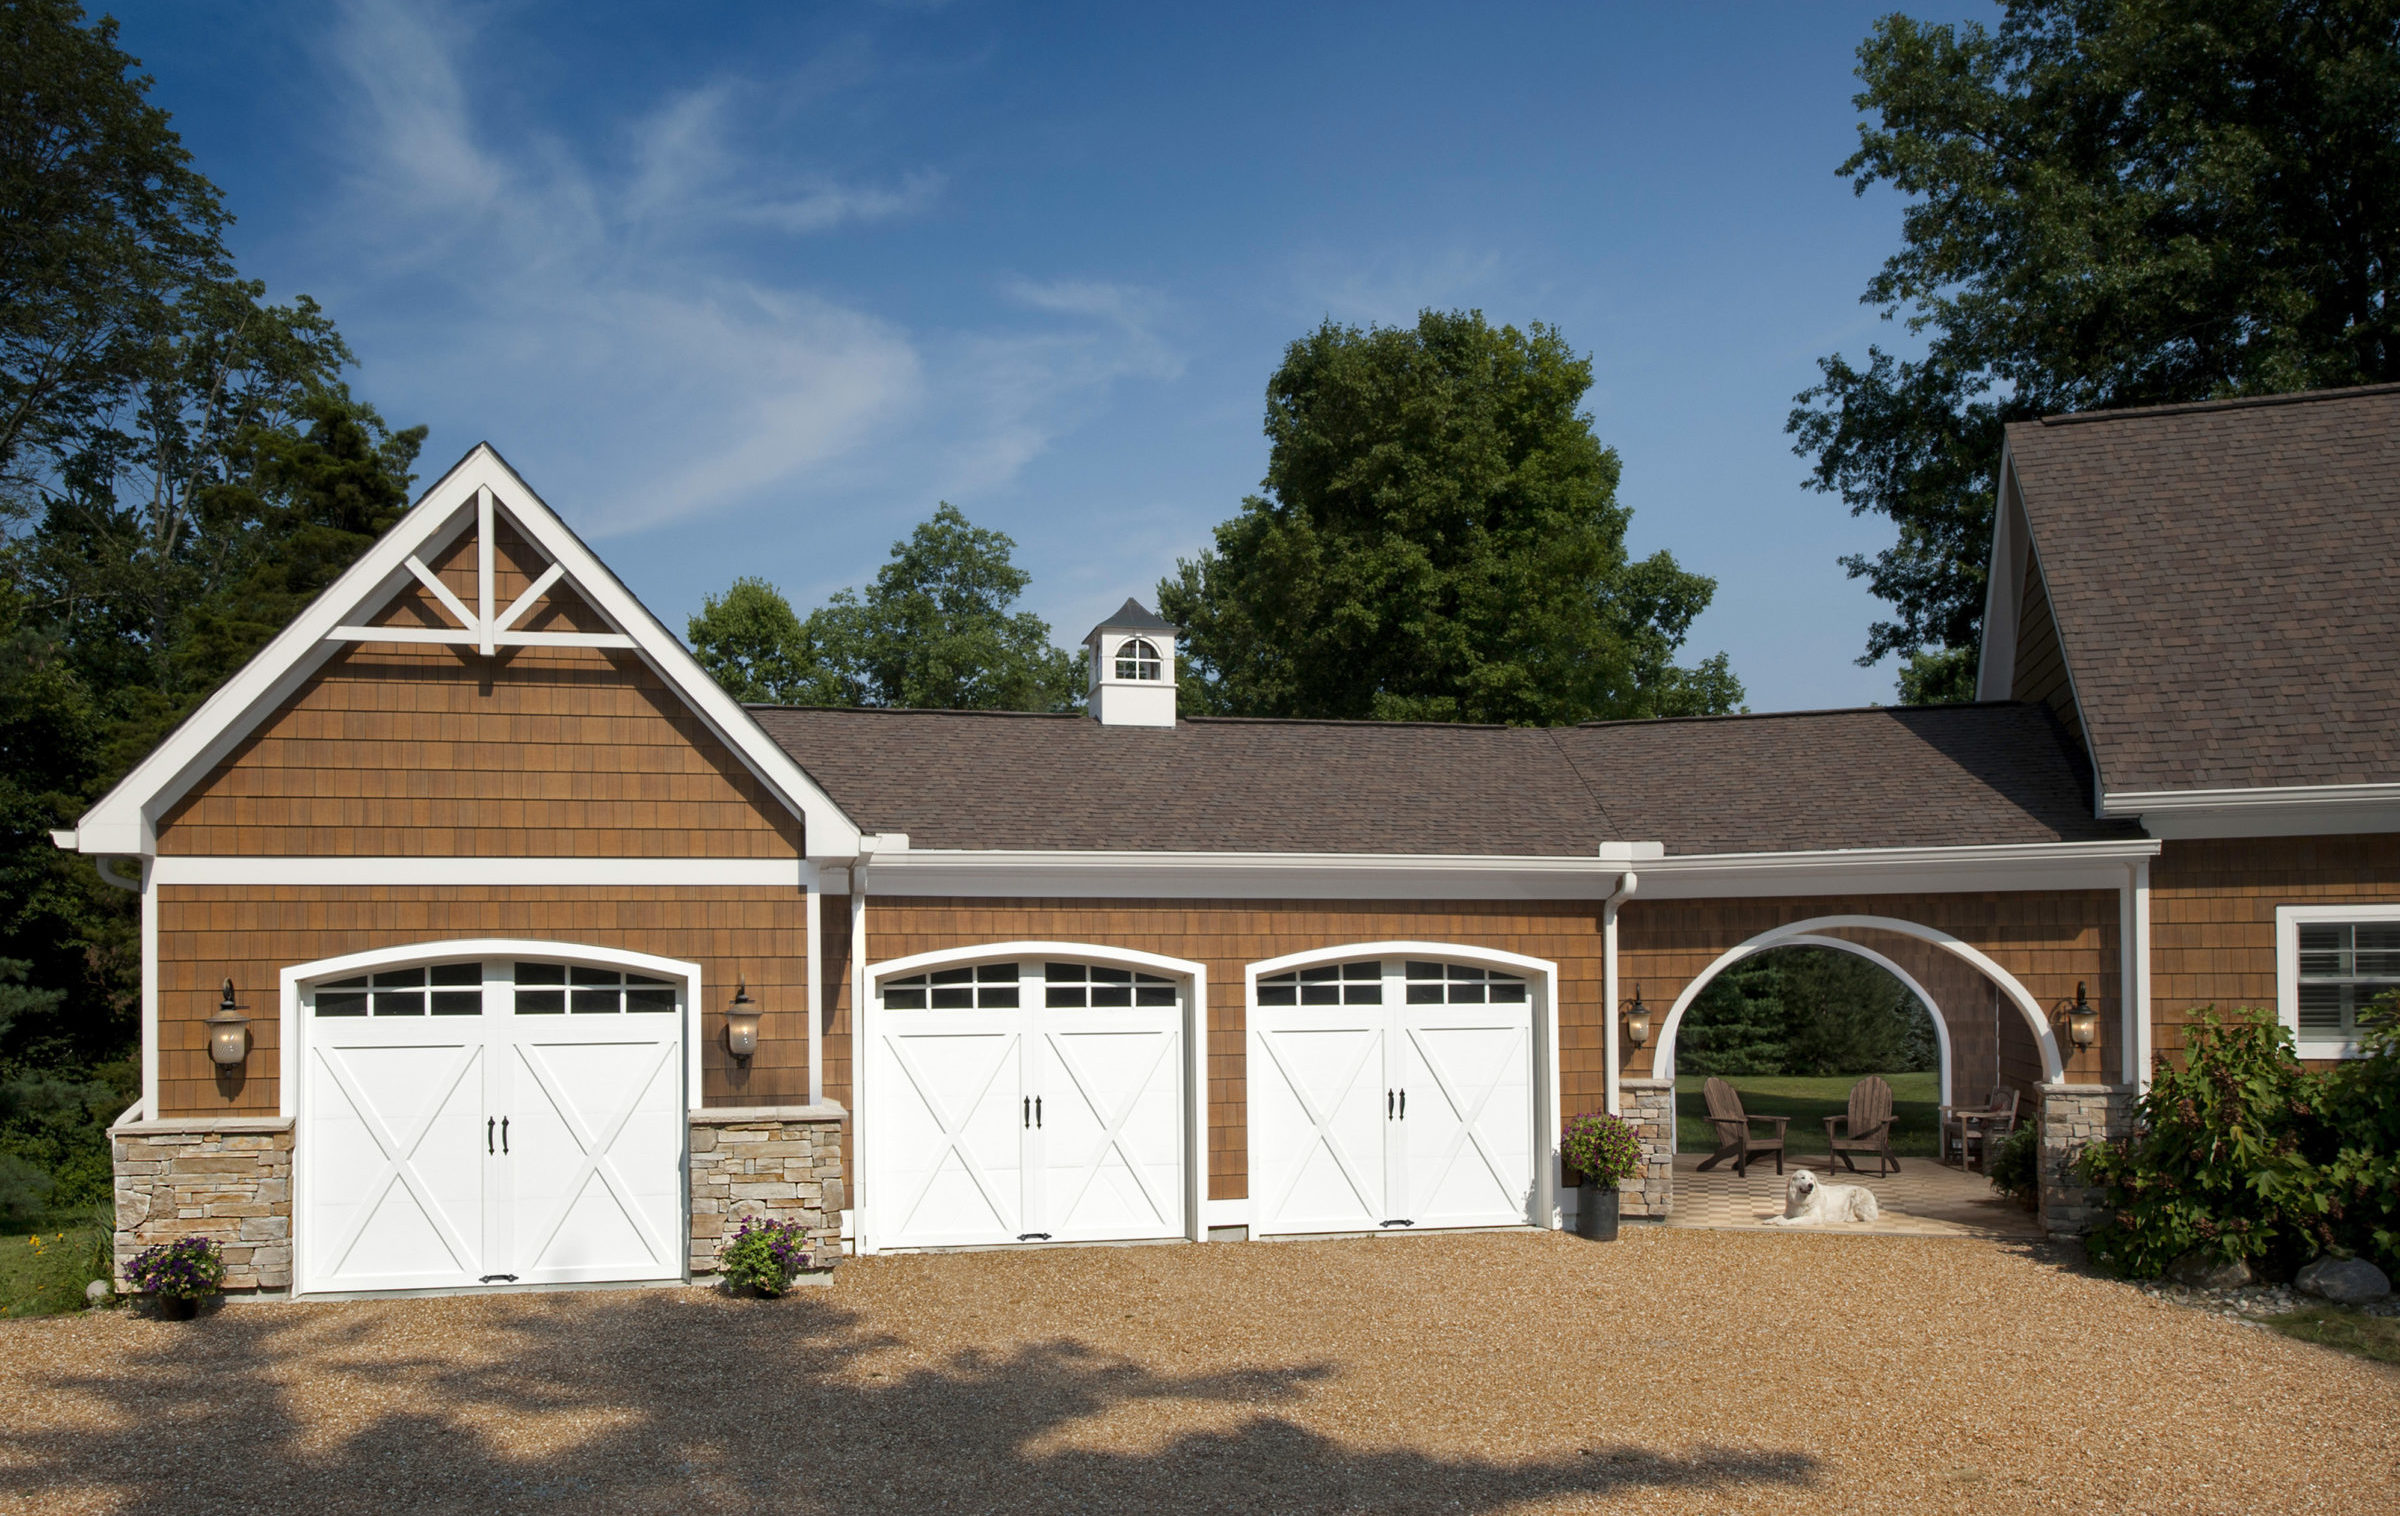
[1114,638,1162,680]
[509,962,676,1015]
[2295,923,2400,1041]
[1404,961,1529,1005]
[882,963,1021,1010]
[1257,960,1383,1006]
[314,962,482,1017]
[1044,962,1177,1008]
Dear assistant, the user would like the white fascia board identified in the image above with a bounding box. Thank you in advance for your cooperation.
[2109,782,2400,838]
[151,856,818,888]
[860,839,2160,901]
[71,445,862,860]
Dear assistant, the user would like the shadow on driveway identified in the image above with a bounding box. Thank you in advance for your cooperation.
[4,1288,1820,1513]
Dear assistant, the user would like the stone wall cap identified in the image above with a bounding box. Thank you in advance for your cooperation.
[1617,1078,1673,1091]
[2037,1082,2136,1095]
[689,1103,848,1125]
[111,1116,296,1136]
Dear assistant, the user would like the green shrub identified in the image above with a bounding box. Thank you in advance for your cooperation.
[1561,1112,1641,1188]
[1987,1120,2039,1202]
[719,1217,811,1296]
[2319,997,2400,1271]
[2077,1009,2336,1279]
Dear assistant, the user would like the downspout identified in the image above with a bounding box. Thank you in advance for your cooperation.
[1602,869,1639,1117]
[804,881,823,1106]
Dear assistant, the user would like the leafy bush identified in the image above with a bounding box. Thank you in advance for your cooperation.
[1562,1112,1642,1188]
[2319,997,2400,1268]
[2077,1009,2336,1279]
[1987,1120,2039,1202]
[126,1236,224,1299]
[720,1217,811,1296]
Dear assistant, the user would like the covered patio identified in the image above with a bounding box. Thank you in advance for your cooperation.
[1664,1152,2042,1238]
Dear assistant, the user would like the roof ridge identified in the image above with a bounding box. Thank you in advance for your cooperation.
[1572,701,2024,731]
[2034,381,2400,427]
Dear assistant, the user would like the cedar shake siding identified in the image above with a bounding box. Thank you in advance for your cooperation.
[158,519,801,859]
[835,890,2116,1201]
[155,886,813,1118]
[2150,833,2400,1066]
[2009,549,2083,753]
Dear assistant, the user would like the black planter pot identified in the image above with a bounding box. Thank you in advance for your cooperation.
[1574,1185,1621,1242]
[153,1294,199,1321]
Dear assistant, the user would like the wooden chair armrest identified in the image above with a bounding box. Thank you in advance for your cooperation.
[1744,1115,1788,1135]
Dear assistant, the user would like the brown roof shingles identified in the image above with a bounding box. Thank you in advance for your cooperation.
[2005,384,2400,795]
[753,702,2131,857]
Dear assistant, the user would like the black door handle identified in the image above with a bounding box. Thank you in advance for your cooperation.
[501,1116,509,1154]
[1399,1089,1406,1119]
[1024,1096,1031,1128]
[1035,1096,1042,1128]
[1387,1089,1394,1118]
[487,1117,495,1154]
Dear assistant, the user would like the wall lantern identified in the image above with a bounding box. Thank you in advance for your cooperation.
[726,979,762,1062]
[206,979,250,1068]
[1623,987,1651,1050]
[2066,981,2098,1051]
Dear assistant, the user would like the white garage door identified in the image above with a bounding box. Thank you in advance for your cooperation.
[298,956,686,1293]
[864,957,1186,1250]
[1250,958,1535,1236]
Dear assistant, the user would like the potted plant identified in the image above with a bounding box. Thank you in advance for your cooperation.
[125,1236,225,1319]
[718,1216,812,1297]
[1562,1112,1641,1241]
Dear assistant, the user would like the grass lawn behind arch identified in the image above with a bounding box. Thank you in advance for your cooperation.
[1673,1072,1944,1160]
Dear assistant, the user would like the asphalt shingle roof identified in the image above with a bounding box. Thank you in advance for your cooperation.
[752,701,2131,857]
[2006,384,2400,795]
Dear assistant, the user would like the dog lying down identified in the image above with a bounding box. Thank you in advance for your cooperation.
[1766,1168,1880,1226]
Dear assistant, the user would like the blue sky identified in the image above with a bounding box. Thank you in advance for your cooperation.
[112,0,1983,711]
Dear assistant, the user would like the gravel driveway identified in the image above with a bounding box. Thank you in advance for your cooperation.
[3,1228,2393,1515]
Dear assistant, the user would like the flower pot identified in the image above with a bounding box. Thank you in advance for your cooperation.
[153,1294,199,1321]
[1575,1185,1620,1242]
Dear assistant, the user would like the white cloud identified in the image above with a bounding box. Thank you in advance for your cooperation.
[316,0,1177,541]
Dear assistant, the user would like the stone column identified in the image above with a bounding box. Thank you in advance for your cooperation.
[110,1116,295,1293]
[2036,1083,2137,1235]
[688,1104,847,1274]
[1616,1077,1676,1220]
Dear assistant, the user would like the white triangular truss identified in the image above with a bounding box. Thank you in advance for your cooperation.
[328,483,634,653]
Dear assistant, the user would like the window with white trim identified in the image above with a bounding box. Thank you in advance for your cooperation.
[1257,960,1383,1006]
[314,962,482,1017]
[882,963,1021,1009]
[512,962,676,1015]
[1404,960,1528,1004]
[2296,923,2400,1042]
[1044,961,1176,1007]
[1114,637,1162,680]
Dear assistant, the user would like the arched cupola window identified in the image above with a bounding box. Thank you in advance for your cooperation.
[1114,637,1162,681]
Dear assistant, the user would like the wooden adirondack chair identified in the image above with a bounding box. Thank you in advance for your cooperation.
[1697,1076,1786,1177]
[1825,1075,1900,1176]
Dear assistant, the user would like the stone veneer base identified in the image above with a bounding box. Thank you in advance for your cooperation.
[1617,1078,1676,1220]
[111,1116,296,1293]
[687,1104,846,1275]
[2035,1083,2137,1236]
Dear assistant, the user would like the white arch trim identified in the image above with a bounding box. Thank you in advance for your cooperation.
[1242,941,1564,1233]
[856,941,1210,1253]
[1650,914,2063,1087]
[276,937,708,1120]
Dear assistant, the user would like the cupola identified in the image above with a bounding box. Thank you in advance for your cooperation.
[1084,598,1178,727]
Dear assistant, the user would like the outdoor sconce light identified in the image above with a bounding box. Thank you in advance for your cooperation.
[206,979,250,1068]
[725,980,762,1062]
[1623,987,1651,1050]
[2067,982,2098,1051]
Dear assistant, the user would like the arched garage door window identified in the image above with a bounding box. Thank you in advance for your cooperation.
[292,947,690,1297]
[862,950,1196,1253]
[1249,952,1545,1238]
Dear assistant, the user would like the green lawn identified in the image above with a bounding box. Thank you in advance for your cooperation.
[2266,1305,2400,1365]
[1674,1072,1944,1161]
[0,1212,113,1321]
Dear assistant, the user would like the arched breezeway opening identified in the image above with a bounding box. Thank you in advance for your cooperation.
[1647,915,2059,1237]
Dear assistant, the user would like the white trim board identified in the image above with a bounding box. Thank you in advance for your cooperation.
[63,445,862,861]
[152,857,817,888]
[859,840,2159,901]
[2108,784,2400,838]
[2273,904,2400,1060]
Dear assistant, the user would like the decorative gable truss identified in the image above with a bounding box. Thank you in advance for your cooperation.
[62,444,862,860]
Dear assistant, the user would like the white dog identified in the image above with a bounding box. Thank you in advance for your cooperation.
[1766,1168,1880,1226]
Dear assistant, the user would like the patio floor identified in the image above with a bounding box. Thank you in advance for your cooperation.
[1665,1152,2043,1238]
